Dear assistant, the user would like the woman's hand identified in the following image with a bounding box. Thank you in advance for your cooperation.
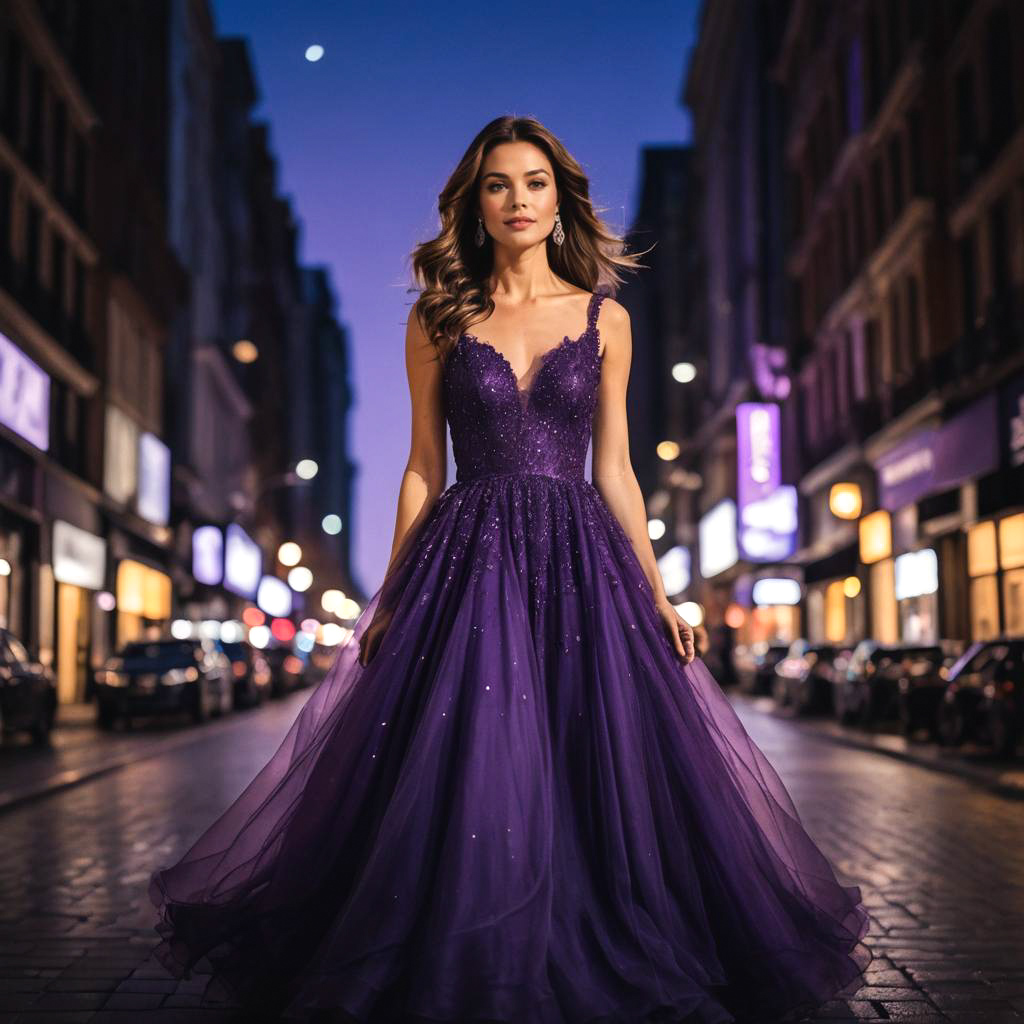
[654,599,695,664]
[358,607,395,667]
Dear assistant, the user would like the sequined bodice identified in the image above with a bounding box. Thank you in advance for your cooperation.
[442,292,606,484]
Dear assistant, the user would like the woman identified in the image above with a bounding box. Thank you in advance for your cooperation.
[149,115,873,1023]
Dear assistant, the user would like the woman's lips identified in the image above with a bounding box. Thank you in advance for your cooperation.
[505,219,534,229]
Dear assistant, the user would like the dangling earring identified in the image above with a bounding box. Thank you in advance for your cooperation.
[475,217,486,247]
[552,209,565,246]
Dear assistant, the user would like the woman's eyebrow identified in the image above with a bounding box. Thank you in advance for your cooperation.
[481,169,550,180]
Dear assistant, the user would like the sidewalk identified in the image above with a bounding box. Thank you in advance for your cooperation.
[0,698,298,814]
[730,690,1024,800]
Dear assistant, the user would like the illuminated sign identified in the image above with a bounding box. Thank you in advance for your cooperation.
[657,545,691,596]
[52,520,106,590]
[699,500,738,578]
[752,578,802,606]
[0,331,50,450]
[894,548,938,601]
[736,403,798,561]
[192,525,224,585]
[224,523,261,599]
[257,575,293,618]
[137,432,171,525]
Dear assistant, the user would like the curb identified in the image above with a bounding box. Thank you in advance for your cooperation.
[730,692,1024,801]
[0,704,282,815]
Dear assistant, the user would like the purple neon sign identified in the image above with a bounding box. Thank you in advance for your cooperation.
[736,402,798,562]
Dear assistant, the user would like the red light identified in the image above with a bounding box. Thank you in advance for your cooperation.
[724,603,746,629]
[242,606,265,627]
[284,655,303,675]
[271,618,296,643]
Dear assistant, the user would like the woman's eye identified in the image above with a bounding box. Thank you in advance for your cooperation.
[486,180,547,191]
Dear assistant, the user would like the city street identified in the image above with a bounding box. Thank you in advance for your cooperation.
[0,693,1021,1023]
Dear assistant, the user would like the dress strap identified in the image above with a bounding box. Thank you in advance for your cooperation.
[586,291,606,333]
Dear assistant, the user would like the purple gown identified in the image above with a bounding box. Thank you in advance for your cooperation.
[149,291,873,1022]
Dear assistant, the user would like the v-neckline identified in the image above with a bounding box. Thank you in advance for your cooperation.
[460,292,599,398]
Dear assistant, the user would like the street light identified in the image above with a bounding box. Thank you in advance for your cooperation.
[288,566,313,592]
[278,541,302,566]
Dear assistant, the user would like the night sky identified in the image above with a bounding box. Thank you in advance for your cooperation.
[211,0,701,596]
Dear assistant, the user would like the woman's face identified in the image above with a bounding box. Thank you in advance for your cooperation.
[477,140,558,249]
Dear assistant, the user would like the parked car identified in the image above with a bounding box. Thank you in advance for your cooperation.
[937,638,1024,756]
[0,628,57,745]
[733,642,789,696]
[897,642,964,739]
[264,644,312,697]
[95,638,233,729]
[772,640,850,715]
[219,639,273,708]
[836,641,943,727]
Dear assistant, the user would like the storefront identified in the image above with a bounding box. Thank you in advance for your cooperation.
[793,468,875,647]
[738,573,803,646]
[865,393,1001,645]
[966,513,1024,638]
[51,519,106,704]
[114,558,172,648]
[964,373,1024,639]
[0,330,50,647]
[802,541,863,646]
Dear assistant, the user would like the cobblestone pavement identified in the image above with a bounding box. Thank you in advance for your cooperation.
[0,690,1021,1022]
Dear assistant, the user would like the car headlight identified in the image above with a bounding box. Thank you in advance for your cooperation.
[97,670,128,687]
[162,666,199,685]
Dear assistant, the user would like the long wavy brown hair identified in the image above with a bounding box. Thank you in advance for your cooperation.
[409,115,649,362]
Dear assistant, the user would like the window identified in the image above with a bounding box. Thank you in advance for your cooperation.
[959,232,977,333]
[72,255,86,326]
[840,200,852,283]
[26,62,44,170]
[871,157,886,242]
[954,65,978,191]
[885,0,903,79]
[25,202,42,287]
[888,288,903,378]
[846,36,864,135]
[853,180,866,262]
[70,133,88,223]
[865,318,882,395]
[51,233,66,312]
[867,7,884,115]
[888,134,904,216]
[908,107,925,194]
[990,198,1010,295]
[2,31,23,140]
[986,4,1013,151]
[52,98,67,198]
[906,274,921,365]
[0,165,12,267]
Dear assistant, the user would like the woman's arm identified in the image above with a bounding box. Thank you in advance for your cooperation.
[383,301,448,576]
[591,299,695,663]
[359,302,447,666]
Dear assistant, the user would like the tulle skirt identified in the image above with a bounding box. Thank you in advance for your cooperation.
[148,472,873,1022]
